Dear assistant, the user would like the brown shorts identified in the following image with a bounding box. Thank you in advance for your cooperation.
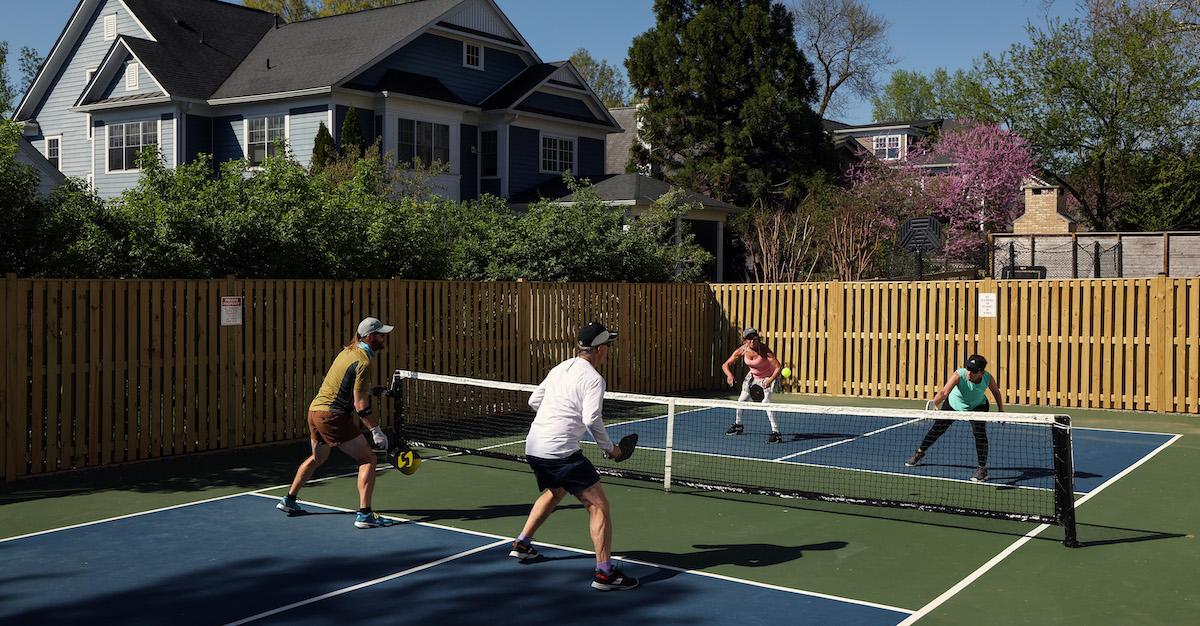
[307,410,360,446]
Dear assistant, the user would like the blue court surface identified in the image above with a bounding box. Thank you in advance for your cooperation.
[1,494,911,626]
[599,408,1177,494]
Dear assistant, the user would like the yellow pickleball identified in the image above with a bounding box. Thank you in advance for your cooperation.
[781,367,792,379]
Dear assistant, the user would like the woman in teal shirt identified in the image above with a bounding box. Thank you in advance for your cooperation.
[904,355,1005,482]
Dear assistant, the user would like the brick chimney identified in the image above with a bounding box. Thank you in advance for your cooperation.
[1012,177,1076,234]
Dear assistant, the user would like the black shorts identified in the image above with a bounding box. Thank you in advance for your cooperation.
[526,450,600,495]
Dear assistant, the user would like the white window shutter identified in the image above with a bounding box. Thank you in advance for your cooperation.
[104,15,117,40]
[126,63,139,90]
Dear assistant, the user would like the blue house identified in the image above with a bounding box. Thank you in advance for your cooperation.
[14,0,622,201]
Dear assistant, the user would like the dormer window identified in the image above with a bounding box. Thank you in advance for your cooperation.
[104,14,117,40]
[463,42,483,70]
[873,134,901,160]
[125,63,139,90]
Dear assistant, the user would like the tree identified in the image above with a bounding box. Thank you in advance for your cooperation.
[1,41,14,117]
[339,107,363,158]
[736,175,829,282]
[627,0,831,208]
[1127,147,1200,230]
[924,121,1035,258]
[871,69,941,121]
[244,0,411,21]
[17,47,42,97]
[792,0,895,118]
[568,48,630,108]
[310,122,335,172]
[970,0,1200,229]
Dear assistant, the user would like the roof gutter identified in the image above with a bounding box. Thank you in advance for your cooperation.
[207,86,332,106]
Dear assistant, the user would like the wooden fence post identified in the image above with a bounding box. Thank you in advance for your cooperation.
[2,273,13,481]
[1149,275,1172,412]
[220,275,243,449]
[828,281,844,396]
[516,279,531,384]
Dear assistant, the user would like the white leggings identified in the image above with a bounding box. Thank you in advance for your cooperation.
[735,372,779,432]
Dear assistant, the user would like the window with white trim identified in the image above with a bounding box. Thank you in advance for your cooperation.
[398,118,450,166]
[463,42,483,70]
[247,115,286,166]
[104,14,117,40]
[45,137,61,169]
[873,135,901,160]
[125,63,139,90]
[108,120,158,172]
[541,135,574,173]
[480,130,498,177]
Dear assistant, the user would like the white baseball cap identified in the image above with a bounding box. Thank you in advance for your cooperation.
[357,317,394,337]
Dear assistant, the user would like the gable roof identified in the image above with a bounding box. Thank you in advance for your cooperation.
[480,63,562,110]
[606,107,639,174]
[15,136,67,195]
[212,0,466,100]
[344,69,468,105]
[119,0,277,100]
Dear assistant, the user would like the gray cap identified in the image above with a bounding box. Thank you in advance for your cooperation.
[357,317,394,337]
[742,327,760,339]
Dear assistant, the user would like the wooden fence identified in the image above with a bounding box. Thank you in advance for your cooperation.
[3,275,1196,481]
[0,276,714,481]
[712,277,1200,414]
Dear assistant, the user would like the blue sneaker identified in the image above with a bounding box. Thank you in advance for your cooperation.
[355,511,399,528]
[277,496,303,515]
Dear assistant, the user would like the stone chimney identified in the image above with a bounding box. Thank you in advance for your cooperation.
[1012,177,1076,234]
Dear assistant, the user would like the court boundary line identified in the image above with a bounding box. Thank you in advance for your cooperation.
[772,418,924,461]
[222,539,510,626]
[897,432,1183,625]
[1073,425,1183,437]
[241,492,914,615]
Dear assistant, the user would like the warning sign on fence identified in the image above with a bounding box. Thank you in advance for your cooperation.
[978,292,997,318]
[221,296,243,326]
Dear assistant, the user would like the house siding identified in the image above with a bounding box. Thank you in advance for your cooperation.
[519,92,596,122]
[28,0,151,180]
[508,125,546,197]
[578,137,604,178]
[92,105,175,199]
[351,33,526,105]
[460,123,478,200]
[98,57,163,100]
[289,105,331,168]
[212,115,244,167]
[184,114,213,164]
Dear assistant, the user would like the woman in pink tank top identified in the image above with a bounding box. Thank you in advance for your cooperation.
[721,327,783,443]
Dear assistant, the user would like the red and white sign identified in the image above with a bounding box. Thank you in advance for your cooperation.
[221,296,243,326]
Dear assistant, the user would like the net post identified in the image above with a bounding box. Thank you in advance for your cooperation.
[1052,415,1079,547]
[663,399,676,492]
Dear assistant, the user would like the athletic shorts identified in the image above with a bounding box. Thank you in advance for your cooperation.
[307,410,360,446]
[526,450,600,495]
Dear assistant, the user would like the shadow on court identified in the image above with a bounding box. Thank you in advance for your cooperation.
[622,540,848,580]
[381,503,584,523]
[1075,522,1189,548]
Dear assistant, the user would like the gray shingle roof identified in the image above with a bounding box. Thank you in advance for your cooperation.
[121,0,276,100]
[480,63,562,110]
[344,69,467,105]
[605,107,638,174]
[511,173,740,212]
[211,0,465,99]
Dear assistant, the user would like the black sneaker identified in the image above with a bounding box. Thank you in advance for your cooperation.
[509,540,539,561]
[905,450,925,467]
[592,567,639,591]
[971,466,989,482]
[725,423,744,436]
[767,431,783,444]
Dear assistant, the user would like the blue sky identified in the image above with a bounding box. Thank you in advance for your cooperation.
[3,0,1079,123]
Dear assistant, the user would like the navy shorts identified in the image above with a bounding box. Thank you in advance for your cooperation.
[526,450,600,495]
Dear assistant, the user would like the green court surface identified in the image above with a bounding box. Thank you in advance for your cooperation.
[2,395,1195,625]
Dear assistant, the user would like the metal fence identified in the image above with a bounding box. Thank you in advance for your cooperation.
[990,232,1200,278]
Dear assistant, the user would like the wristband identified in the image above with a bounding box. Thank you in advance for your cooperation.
[357,407,374,420]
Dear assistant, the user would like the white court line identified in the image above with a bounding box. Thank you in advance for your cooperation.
[222,539,510,626]
[241,493,913,616]
[0,461,400,543]
[897,433,1183,626]
[773,418,923,461]
[1074,425,1183,437]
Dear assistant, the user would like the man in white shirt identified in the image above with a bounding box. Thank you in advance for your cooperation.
[508,322,638,592]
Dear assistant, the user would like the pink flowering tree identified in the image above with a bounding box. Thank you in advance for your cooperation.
[926,121,1035,259]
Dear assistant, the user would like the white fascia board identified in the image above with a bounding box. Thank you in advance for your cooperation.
[72,95,173,112]
[332,2,469,90]
[14,0,98,120]
[207,87,333,106]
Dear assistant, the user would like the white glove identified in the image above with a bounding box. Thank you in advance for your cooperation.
[370,426,388,450]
